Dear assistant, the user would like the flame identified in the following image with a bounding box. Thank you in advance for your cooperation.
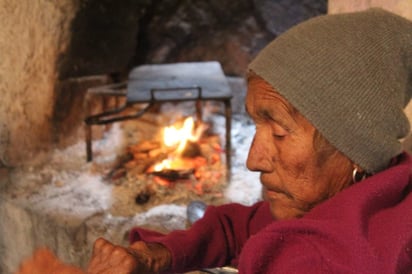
[153,117,203,172]
[153,159,172,172]
[163,117,199,153]
[153,158,190,172]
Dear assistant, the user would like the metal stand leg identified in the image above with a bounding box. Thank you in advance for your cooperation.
[195,99,203,122]
[85,123,93,162]
[224,99,232,180]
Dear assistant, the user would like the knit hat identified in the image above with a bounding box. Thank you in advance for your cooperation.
[249,8,412,173]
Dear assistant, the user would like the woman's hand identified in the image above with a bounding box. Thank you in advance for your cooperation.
[87,237,172,274]
[14,247,85,274]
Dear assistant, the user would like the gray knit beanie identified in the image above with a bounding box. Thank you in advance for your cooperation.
[249,8,412,173]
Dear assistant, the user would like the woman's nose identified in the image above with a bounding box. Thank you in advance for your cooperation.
[246,133,273,172]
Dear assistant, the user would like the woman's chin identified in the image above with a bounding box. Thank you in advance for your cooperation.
[269,203,304,220]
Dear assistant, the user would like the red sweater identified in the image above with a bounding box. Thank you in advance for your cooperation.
[129,153,412,273]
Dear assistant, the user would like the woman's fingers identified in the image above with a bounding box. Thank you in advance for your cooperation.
[87,238,138,274]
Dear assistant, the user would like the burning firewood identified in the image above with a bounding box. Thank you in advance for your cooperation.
[106,141,168,182]
[150,168,194,181]
[181,141,202,158]
[128,140,161,153]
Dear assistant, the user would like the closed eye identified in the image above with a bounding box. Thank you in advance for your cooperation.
[255,109,292,139]
[272,122,289,139]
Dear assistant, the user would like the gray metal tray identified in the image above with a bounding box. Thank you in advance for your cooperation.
[127,61,232,103]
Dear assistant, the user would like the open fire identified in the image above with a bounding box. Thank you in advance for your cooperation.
[151,116,207,173]
[128,116,222,180]
[106,114,227,208]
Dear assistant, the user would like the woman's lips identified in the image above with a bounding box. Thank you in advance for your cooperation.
[262,185,293,200]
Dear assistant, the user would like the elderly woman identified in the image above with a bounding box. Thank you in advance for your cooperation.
[16,7,412,274]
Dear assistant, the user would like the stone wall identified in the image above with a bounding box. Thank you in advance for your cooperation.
[0,0,76,168]
[0,0,143,173]
[328,0,412,18]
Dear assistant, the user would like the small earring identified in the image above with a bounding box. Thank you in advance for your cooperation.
[352,167,366,183]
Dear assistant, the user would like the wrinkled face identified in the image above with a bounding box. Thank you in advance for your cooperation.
[246,75,354,220]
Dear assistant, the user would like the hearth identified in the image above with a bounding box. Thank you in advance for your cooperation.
[84,61,233,178]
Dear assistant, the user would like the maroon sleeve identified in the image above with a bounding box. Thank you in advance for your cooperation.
[128,201,272,273]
